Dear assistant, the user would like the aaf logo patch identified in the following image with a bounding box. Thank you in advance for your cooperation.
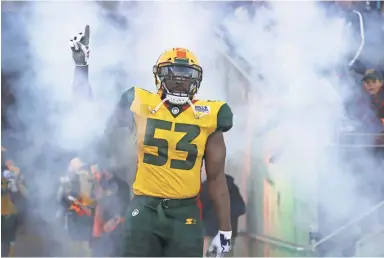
[195,105,210,114]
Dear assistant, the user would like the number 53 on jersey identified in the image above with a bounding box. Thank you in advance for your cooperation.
[143,119,201,171]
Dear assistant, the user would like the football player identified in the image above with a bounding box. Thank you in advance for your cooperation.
[70,25,233,257]
[1,147,28,257]
[58,157,95,257]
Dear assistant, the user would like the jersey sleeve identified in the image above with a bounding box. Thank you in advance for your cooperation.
[216,103,233,132]
[118,87,135,109]
[86,88,136,172]
[113,87,136,129]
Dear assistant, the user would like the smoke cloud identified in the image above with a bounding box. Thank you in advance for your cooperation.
[220,1,383,248]
[2,0,382,254]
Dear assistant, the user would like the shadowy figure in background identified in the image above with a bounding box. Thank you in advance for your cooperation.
[91,167,131,257]
[362,70,384,117]
[57,157,96,257]
[1,147,28,257]
[346,69,384,135]
[360,69,384,133]
[200,174,246,257]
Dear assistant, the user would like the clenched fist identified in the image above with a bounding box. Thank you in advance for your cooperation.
[69,25,90,66]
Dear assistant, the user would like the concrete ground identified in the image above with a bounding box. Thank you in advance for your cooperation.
[14,216,72,257]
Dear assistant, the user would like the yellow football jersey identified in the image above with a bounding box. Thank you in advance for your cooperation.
[118,87,233,199]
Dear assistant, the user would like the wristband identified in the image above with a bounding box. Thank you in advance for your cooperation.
[219,230,232,239]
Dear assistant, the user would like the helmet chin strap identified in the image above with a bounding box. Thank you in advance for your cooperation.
[165,94,189,105]
[149,95,207,120]
[149,98,166,114]
[149,81,207,119]
[187,99,208,119]
[148,94,188,114]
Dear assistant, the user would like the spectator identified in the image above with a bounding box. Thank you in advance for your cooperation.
[362,69,384,124]
[200,174,246,257]
[361,69,384,147]
[346,68,384,133]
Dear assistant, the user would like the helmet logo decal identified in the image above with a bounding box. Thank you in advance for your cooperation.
[176,48,187,58]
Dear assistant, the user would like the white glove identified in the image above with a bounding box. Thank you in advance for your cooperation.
[206,231,232,257]
[8,178,18,192]
[3,170,18,192]
[60,176,70,183]
[69,25,90,66]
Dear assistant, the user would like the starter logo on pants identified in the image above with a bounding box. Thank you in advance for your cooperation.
[185,218,196,224]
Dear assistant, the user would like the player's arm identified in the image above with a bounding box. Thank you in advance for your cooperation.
[72,65,92,100]
[204,103,233,232]
[68,25,133,131]
[104,87,135,134]
[91,87,135,175]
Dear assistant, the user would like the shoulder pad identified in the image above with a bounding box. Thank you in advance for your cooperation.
[137,87,152,94]
[216,103,233,133]
[118,87,135,109]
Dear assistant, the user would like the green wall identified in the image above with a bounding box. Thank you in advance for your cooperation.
[245,134,317,257]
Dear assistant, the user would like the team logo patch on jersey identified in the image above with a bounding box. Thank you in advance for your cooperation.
[195,105,210,114]
[132,209,139,216]
[171,107,180,115]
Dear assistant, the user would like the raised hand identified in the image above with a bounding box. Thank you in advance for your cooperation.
[69,25,90,66]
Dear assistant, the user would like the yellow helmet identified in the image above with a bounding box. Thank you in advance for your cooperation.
[153,48,203,105]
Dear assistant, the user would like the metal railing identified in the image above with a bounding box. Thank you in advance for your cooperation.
[236,231,316,258]
[238,231,312,252]
[313,198,384,249]
[235,140,384,256]
[336,132,384,148]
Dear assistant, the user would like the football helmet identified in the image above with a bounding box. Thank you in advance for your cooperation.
[153,48,203,105]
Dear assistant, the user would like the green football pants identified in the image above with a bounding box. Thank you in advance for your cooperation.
[122,195,203,257]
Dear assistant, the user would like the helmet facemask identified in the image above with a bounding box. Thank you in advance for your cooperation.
[154,62,203,105]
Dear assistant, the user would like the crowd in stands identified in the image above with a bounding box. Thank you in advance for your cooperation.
[343,1,384,130]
